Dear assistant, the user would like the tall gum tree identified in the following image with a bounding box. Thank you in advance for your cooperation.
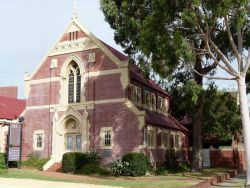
[100,0,250,180]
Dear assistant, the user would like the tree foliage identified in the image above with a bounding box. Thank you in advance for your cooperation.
[100,0,249,77]
[169,81,241,141]
[100,0,249,172]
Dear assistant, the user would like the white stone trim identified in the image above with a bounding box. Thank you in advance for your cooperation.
[0,125,8,153]
[29,77,61,85]
[28,68,127,86]
[100,127,114,150]
[29,17,128,80]
[26,98,126,110]
[146,125,156,149]
[72,18,128,68]
[170,131,182,150]
[49,37,98,56]
[33,130,45,151]
[50,59,58,69]
[50,106,89,162]
[125,99,146,130]
[66,22,81,33]
[159,129,170,149]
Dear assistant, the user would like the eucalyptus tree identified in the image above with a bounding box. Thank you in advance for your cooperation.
[100,0,250,181]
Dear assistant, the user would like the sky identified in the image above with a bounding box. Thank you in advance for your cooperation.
[0,0,123,99]
[0,0,239,100]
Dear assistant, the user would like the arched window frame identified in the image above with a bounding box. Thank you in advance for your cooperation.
[60,55,85,105]
[67,62,81,104]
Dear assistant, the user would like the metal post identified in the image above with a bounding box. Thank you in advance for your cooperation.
[18,123,23,169]
[6,123,10,169]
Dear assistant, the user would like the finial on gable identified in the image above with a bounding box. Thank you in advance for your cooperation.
[72,0,78,20]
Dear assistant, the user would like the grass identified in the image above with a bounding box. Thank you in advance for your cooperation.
[0,168,7,174]
[0,168,236,188]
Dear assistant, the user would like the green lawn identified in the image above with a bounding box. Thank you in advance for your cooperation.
[0,168,235,188]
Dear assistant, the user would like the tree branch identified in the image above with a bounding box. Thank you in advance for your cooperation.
[205,39,238,76]
[184,61,237,80]
[224,15,240,69]
[242,48,250,75]
[194,17,238,77]
[237,25,243,71]
[209,40,239,76]
[202,62,217,75]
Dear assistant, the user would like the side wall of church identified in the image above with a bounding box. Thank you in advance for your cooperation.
[88,103,142,163]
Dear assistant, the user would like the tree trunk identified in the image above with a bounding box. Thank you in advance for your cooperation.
[191,94,203,171]
[191,57,204,172]
[237,76,250,185]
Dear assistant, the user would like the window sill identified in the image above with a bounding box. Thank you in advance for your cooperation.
[101,146,114,150]
[158,146,169,150]
[146,146,156,149]
[139,145,146,149]
[33,147,44,151]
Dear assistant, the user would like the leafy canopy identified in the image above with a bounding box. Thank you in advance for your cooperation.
[100,0,250,78]
[169,81,241,140]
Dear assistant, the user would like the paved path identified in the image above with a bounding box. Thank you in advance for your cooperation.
[211,173,246,188]
[0,178,122,188]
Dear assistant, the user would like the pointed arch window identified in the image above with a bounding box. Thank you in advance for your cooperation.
[68,62,81,103]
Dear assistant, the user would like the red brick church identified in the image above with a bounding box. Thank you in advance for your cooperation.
[15,13,189,170]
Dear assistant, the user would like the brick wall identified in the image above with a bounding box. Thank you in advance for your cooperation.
[22,109,51,159]
[210,149,246,170]
[32,50,118,80]
[0,86,18,99]
[88,103,142,163]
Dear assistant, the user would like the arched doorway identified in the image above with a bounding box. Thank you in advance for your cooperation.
[49,107,89,163]
[64,119,82,152]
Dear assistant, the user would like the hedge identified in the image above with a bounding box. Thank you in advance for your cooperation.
[62,151,100,173]
[121,152,149,176]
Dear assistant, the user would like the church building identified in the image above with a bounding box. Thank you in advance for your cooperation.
[22,13,188,171]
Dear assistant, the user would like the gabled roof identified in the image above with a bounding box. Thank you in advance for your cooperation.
[0,96,26,120]
[99,40,128,62]
[130,65,172,98]
[29,17,129,80]
[146,110,188,132]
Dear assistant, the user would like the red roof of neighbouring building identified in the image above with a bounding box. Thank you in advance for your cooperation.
[146,110,188,132]
[0,96,26,120]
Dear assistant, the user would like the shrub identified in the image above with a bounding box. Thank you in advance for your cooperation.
[22,155,49,170]
[0,153,6,169]
[122,152,149,176]
[154,166,167,175]
[81,163,109,175]
[82,151,100,165]
[62,152,84,173]
[164,151,190,173]
[62,151,101,173]
[110,160,130,176]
